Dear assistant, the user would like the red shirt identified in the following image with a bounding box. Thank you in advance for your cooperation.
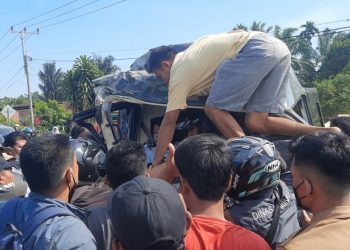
[185,215,271,250]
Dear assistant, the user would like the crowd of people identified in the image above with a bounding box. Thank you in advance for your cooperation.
[1,29,349,250]
[1,126,350,249]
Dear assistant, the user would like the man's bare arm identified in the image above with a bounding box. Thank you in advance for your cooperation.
[152,109,180,166]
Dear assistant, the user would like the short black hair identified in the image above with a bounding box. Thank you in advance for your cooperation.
[289,132,350,190]
[330,116,350,137]
[105,140,147,190]
[70,125,86,139]
[146,46,177,73]
[174,134,232,201]
[4,132,27,148]
[20,134,74,194]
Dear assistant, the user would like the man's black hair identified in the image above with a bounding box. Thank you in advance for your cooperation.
[4,132,27,148]
[105,140,147,190]
[146,46,177,73]
[20,134,74,194]
[289,132,350,189]
[70,125,86,139]
[174,134,233,201]
[330,116,350,137]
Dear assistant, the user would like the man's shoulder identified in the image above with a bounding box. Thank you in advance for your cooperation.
[186,216,270,249]
[31,213,96,249]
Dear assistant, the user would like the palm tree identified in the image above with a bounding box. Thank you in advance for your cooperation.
[62,55,102,112]
[233,24,248,31]
[93,55,120,75]
[316,28,335,63]
[250,21,273,33]
[38,62,63,101]
[300,21,319,42]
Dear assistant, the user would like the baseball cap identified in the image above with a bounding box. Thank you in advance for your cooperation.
[0,158,17,171]
[108,176,187,250]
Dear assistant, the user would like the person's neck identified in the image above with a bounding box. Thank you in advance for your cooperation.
[312,194,350,214]
[188,197,226,220]
[45,185,69,203]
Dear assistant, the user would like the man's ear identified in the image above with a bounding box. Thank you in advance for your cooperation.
[104,175,111,187]
[185,210,192,231]
[225,174,233,192]
[304,178,313,196]
[65,167,74,184]
[112,240,124,250]
[160,60,171,69]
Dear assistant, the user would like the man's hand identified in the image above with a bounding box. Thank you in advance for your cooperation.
[148,143,179,183]
[152,109,180,166]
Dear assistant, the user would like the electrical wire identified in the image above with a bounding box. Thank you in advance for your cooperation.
[0,66,23,90]
[25,0,100,28]
[12,0,79,27]
[39,0,127,29]
[31,56,137,62]
[0,34,32,64]
[30,47,148,54]
[0,29,10,43]
[3,75,26,93]
[0,36,17,55]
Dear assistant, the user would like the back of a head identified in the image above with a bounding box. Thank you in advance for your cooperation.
[146,46,177,73]
[20,134,74,194]
[226,136,282,199]
[105,140,147,189]
[289,132,350,194]
[4,132,27,148]
[70,138,105,182]
[330,116,350,137]
[174,134,232,201]
[71,125,86,139]
[108,176,186,250]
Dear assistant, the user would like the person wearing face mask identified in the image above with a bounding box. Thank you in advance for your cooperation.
[278,132,350,250]
[0,134,96,249]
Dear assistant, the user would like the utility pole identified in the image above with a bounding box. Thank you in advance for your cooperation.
[10,27,39,130]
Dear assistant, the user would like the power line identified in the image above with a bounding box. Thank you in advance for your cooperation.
[39,0,127,30]
[0,36,17,55]
[0,34,32,64]
[31,56,137,62]
[30,47,148,54]
[0,43,21,63]
[12,0,79,27]
[25,0,100,28]
[4,75,26,92]
[0,66,23,90]
[315,18,350,26]
[282,26,350,41]
[0,29,10,43]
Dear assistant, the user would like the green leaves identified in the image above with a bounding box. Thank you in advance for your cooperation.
[61,55,103,112]
[34,99,71,131]
[316,63,350,119]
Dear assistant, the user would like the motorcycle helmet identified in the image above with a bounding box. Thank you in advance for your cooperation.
[70,138,106,182]
[226,136,281,199]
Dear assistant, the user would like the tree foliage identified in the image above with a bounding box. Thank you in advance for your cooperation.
[316,63,350,118]
[61,55,103,112]
[318,33,350,79]
[34,99,72,131]
[38,62,64,101]
[93,55,120,75]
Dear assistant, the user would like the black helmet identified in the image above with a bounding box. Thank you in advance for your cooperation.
[70,138,106,182]
[226,136,281,199]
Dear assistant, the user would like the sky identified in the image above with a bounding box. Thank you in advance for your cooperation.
[0,0,349,98]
